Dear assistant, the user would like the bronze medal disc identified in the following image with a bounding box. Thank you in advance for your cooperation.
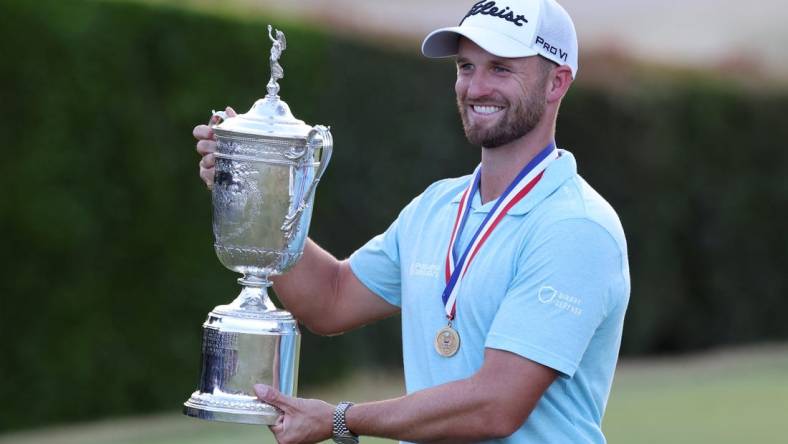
[435,326,461,357]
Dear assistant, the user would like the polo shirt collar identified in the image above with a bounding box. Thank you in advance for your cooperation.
[450,149,577,216]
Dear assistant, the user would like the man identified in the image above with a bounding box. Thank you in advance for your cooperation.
[194,0,629,442]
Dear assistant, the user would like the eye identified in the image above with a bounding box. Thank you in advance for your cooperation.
[492,65,511,74]
[457,62,474,73]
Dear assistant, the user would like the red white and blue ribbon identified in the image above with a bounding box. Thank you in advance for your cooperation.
[442,143,559,321]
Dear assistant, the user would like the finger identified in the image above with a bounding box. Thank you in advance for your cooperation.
[199,153,215,169]
[196,139,216,156]
[193,124,214,141]
[226,106,238,117]
[268,415,285,435]
[254,384,293,412]
[200,168,214,189]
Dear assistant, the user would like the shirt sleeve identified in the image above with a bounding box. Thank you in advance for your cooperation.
[348,193,424,307]
[348,218,403,307]
[485,218,623,378]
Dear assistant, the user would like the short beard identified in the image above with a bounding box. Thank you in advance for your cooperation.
[457,76,548,148]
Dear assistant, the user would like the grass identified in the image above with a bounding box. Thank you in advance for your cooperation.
[603,344,788,443]
[2,344,787,443]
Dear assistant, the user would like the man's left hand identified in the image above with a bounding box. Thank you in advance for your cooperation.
[254,384,335,444]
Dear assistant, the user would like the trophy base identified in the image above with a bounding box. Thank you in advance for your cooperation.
[183,282,300,426]
[183,391,280,425]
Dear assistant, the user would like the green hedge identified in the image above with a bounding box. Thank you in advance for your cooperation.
[1,0,786,430]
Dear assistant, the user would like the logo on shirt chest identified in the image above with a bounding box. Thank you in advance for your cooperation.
[409,262,440,279]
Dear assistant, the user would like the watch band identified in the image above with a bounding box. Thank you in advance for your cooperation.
[332,401,359,444]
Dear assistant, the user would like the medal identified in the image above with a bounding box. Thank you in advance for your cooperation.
[435,324,461,357]
[436,144,558,357]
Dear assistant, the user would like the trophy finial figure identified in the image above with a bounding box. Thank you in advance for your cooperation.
[266,25,287,98]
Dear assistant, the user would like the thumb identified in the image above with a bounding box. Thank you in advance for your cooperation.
[254,384,291,411]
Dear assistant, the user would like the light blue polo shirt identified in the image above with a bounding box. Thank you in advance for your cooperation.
[349,149,630,444]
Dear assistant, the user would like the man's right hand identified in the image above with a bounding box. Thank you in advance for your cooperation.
[193,106,237,189]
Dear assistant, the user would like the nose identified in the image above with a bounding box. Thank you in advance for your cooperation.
[460,69,494,101]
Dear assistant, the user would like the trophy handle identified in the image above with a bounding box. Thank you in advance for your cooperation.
[208,109,228,128]
[281,125,333,238]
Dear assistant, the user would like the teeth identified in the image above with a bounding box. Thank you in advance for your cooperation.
[472,105,503,115]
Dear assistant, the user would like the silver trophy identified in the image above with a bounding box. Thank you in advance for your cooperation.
[183,26,333,425]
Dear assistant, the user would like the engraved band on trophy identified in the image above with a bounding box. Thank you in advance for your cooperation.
[183,25,333,425]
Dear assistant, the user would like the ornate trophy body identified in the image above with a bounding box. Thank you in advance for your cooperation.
[183,26,332,425]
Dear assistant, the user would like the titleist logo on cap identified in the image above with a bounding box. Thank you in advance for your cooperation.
[461,1,529,27]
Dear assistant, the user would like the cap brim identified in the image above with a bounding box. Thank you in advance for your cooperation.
[421,26,539,59]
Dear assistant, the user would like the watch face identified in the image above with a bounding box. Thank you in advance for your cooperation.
[333,436,359,444]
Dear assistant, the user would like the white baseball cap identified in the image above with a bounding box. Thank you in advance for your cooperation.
[422,0,579,77]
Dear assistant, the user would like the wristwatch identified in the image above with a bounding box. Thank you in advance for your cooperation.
[332,401,359,444]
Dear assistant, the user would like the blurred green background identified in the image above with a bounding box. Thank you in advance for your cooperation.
[1,0,786,442]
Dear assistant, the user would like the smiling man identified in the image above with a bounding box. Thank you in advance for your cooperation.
[195,1,629,443]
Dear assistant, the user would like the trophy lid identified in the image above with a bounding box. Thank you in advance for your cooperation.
[214,96,312,139]
[213,25,311,140]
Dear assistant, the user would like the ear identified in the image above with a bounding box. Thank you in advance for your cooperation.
[546,65,573,104]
